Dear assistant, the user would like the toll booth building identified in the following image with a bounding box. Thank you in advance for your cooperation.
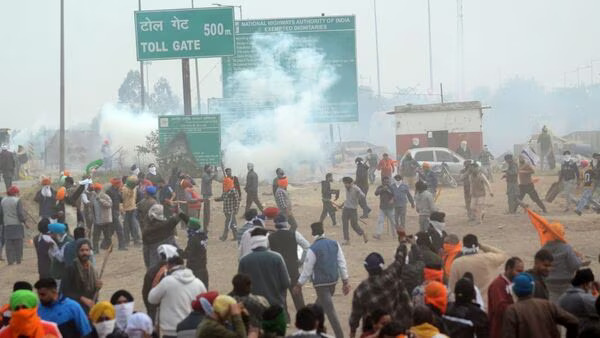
[388,101,486,156]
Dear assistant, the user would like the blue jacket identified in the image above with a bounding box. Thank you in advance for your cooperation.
[391,182,414,207]
[311,238,339,286]
[38,296,92,337]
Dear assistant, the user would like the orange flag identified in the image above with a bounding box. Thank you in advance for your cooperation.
[526,208,565,246]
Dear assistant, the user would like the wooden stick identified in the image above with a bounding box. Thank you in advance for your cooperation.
[94,244,113,302]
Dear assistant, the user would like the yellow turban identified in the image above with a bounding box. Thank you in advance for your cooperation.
[212,295,236,317]
[89,301,115,323]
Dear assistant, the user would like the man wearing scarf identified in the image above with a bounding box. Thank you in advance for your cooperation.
[34,177,56,220]
[146,163,162,186]
[0,290,61,338]
[110,290,135,335]
[89,301,117,338]
[238,227,290,308]
[61,238,103,313]
[137,186,158,234]
[441,234,462,283]
[0,185,26,265]
[448,234,507,308]
[216,176,240,241]
[424,281,449,334]
[274,177,299,231]
[142,205,181,269]
[426,212,447,253]
[47,223,74,285]
[181,215,209,287]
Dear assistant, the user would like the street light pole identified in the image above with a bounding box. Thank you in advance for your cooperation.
[373,0,382,100]
[59,0,65,171]
[139,0,145,111]
[427,0,434,93]
[193,0,201,113]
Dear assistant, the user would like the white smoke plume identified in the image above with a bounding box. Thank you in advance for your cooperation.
[222,33,338,181]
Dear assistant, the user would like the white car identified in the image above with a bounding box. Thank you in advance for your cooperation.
[400,147,466,178]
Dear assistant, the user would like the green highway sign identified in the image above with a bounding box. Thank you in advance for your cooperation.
[158,115,221,166]
[135,7,235,61]
[221,15,358,123]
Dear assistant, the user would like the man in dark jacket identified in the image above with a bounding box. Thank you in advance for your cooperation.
[373,176,395,240]
[200,165,216,230]
[559,150,580,212]
[502,154,520,214]
[61,239,103,313]
[503,272,578,338]
[558,268,598,328]
[355,157,371,218]
[238,227,290,308]
[244,163,263,212]
[349,243,412,337]
[427,211,447,253]
[319,173,339,227]
[526,248,553,300]
[182,216,209,288]
[106,178,127,250]
[268,214,310,315]
[443,277,489,338]
[0,145,15,192]
[141,204,180,268]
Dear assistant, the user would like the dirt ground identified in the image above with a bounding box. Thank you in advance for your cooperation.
[1,173,599,337]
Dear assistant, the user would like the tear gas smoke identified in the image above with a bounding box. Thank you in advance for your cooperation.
[221,33,339,181]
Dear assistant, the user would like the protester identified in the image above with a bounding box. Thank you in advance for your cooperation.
[245,163,264,212]
[62,226,94,270]
[441,234,461,282]
[269,214,311,314]
[559,150,580,212]
[558,268,598,327]
[106,178,127,250]
[349,244,413,337]
[91,183,113,252]
[502,272,579,338]
[137,185,159,234]
[469,163,494,224]
[89,301,118,338]
[110,289,135,334]
[142,244,179,323]
[518,155,547,213]
[294,222,350,338]
[122,176,142,247]
[420,163,438,196]
[196,295,247,338]
[460,160,473,219]
[33,219,53,279]
[148,255,207,337]
[34,177,56,220]
[238,227,290,308]
[424,281,449,334]
[179,179,202,220]
[526,248,553,299]
[391,174,414,235]
[238,208,270,259]
[125,312,154,338]
[146,163,162,186]
[449,234,507,306]
[427,211,447,253]
[35,278,93,337]
[541,221,584,302]
[200,165,217,230]
[306,303,332,338]
[502,154,520,214]
[157,177,176,219]
[0,145,15,192]
[366,149,379,184]
[341,177,369,245]
[176,291,218,338]
[217,175,240,241]
[288,307,321,338]
[61,238,103,312]
[0,290,61,338]
[373,176,396,240]
[319,173,340,227]
[47,222,74,284]
[182,215,209,287]
[377,153,395,181]
[412,261,444,308]
[414,232,443,274]
[410,305,449,338]
[0,281,33,328]
[456,140,472,160]
[487,257,524,338]
[443,277,489,338]
[142,204,180,268]
[274,176,299,231]
[228,274,269,328]
[479,145,494,182]
[537,125,554,170]
[0,185,26,265]
[415,181,437,233]
[355,157,371,219]
[400,152,419,190]
[262,305,287,338]
[359,309,391,338]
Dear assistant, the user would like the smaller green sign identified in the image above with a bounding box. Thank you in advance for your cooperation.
[158,115,221,166]
[135,7,235,61]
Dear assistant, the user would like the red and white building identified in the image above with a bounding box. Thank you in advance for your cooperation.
[388,101,487,156]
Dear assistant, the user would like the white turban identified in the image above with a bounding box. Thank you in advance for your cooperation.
[157,244,179,260]
[125,312,153,338]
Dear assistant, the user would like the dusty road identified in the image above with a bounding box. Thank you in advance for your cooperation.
[1,173,598,337]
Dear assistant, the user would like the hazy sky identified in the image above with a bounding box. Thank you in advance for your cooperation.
[2,0,600,130]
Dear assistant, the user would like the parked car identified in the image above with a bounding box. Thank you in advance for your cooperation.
[400,147,466,179]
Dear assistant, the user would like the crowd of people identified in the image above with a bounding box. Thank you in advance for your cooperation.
[0,144,599,338]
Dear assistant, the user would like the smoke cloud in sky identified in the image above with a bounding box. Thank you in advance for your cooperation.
[221,33,339,180]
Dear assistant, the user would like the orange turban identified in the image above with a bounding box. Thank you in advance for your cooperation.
[110,178,122,187]
[277,177,288,188]
[425,281,447,314]
[223,177,234,192]
[62,170,71,177]
[56,187,66,201]
[93,183,103,191]
[180,179,193,189]
[263,207,280,219]
[41,177,51,186]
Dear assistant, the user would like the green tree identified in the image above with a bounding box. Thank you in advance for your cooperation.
[150,77,181,115]
[118,70,147,113]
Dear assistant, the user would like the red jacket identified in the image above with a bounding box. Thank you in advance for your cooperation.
[487,274,513,338]
[377,159,396,177]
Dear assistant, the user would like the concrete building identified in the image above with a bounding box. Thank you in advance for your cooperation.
[387,101,488,156]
